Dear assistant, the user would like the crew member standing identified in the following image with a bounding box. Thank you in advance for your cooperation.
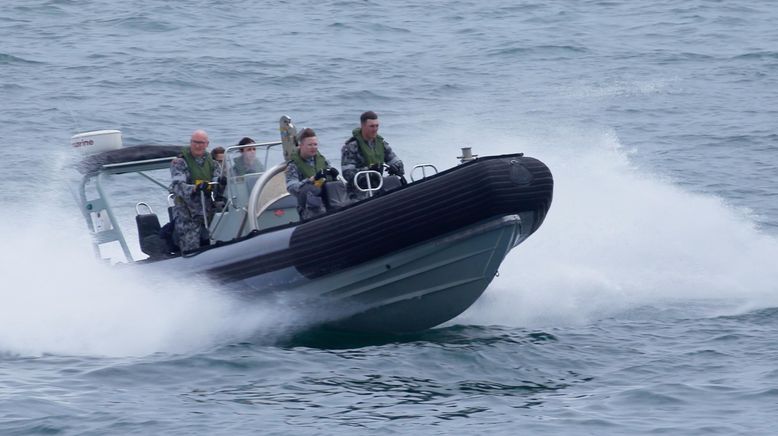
[169,129,223,252]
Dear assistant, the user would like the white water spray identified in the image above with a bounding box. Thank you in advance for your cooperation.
[0,197,302,357]
[446,126,778,327]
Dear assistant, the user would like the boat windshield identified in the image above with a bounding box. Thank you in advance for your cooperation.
[222,141,284,209]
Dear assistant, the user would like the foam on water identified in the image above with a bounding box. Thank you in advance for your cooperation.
[0,227,296,358]
[0,168,305,357]
[453,125,778,327]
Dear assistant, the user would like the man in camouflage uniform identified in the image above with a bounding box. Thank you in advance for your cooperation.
[169,129,223,253]
[286,128,338,219]
[341,111,404,199]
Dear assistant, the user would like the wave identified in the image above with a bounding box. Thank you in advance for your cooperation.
[0,187,306,357]
[443,125,778,327]
[487,45,589,58]
[0,53,43,65]
[732,51,778,61]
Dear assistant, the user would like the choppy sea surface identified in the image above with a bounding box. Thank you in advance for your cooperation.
[2,1,778,434]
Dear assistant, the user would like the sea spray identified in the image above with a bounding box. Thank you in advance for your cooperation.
[451,126,778,327]
[0,212,307,357]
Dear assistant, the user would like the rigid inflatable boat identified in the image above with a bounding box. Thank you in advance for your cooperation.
[71,117,553,333]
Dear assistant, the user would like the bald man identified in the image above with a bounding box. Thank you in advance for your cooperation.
[169,129,222,253]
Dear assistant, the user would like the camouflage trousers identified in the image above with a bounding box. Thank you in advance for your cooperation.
[174,214,209,252]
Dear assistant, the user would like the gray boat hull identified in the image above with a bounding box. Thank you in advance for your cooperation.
[312,214,528,332]
[143,214,527,332]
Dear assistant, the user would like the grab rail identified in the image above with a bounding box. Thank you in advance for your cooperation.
[135,202,154,215]
[410,164,438,182]
[354,170,384,198]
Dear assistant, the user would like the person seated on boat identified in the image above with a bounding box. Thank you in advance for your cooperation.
[169,129,226,253]
[232,137,265,176]
[285,127,341,219]
[210,146,227,210]
[211,146,225,170]
[341,110,404,199]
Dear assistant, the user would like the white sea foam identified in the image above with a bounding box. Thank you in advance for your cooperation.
[451,125,778,327]
[0,237,291,357]
[0,185,301,357]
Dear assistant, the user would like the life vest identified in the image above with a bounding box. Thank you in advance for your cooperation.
[352,128,385,167]
[290,150,329,179]
[174,148,216,212]
[180,147,214,183]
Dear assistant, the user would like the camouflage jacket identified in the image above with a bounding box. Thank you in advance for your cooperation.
[285,154,331,196]
[170,153,222,219]
[340,136,403,187]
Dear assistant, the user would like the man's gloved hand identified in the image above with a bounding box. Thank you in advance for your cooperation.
[387,162,404,176]
[194,181,210,194]
[314,169,326,180]
[218,176,227,187]
[326,167,339,179]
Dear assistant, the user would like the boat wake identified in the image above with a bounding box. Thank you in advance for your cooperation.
[453,126,778,327]
[0,215,316,357]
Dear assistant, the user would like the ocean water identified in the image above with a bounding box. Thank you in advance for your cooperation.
[2,0,778,434]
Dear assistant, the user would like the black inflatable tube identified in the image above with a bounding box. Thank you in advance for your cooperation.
[212,154,553,281]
